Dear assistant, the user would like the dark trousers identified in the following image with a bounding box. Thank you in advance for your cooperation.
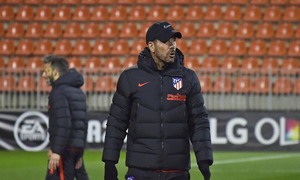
[45,149,89,180]
[125,167,190,180]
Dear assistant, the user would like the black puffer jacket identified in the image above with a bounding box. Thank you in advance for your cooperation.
[103,48,213,170]
[48,69,87,155]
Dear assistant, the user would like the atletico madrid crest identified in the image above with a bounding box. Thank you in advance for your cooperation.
[172,78,183,90]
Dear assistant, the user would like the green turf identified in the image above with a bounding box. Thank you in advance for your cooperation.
[0,150,299,180]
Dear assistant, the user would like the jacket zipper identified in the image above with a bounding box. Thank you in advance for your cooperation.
[159,75,164,168]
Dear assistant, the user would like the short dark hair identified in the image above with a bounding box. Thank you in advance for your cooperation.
[43,55,69,75]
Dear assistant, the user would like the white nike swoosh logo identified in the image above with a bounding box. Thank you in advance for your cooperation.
[164,25,171,29]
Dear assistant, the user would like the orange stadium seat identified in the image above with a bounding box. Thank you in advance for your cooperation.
[0,24,4,37]
[270,0,289,4]
[25,57,43,74]
[198,75,212,93]
[176,39,189,53]
[92,40,110,56]
[62,0,79,5]
[212,75,232,94]
[90,6,109,22]
[24,0,41,4]
[287,40,300,57]
[34,6,53,21]
[248,40,267,56]
[267,40,286,57]
[5,0,23,4]
[97,0,117,4]
[255,23,275,39]
[294,25,300,39]
[118,0,137,4]
[72,6,90,22]
[243,5,262,22]
[38,76,51,93]
[136,0,154,3]
[63,22,82,39]
[275,23,294,40]
[283,6,300,22]
[212,0,229,3]
[109,6,128,21]
[230,0,249,4]
[123,57,137,69]
[281,58,299,75]
[209,39,228,56]
[0,57,5,69]
[240,56,260,74]
[184,57,200,70]
[224,5,243,21]
[53,6,72,22]
[174,0,192,4]
[44,0,61,4]
[81,75,94,93]
[16,76,36,92]
[54,40,72,56]
[179,22,196,38]
[260,57,280,75]
[110,40,130,55]
[147,6,165,21]
[81,23,100,38]
[253,77,270,94]
[185,6,203,21]
[95,76,114,93]
[236,22,255,39]
[34,40,53,55]
[166,6,185,22]
[15,39,34,56]
[101,57,122,74]
[188,39,208,55]
[15,6,34,22]
[5,22,24,38]
[130,39,145,55]
[193,0,212,3]
[250,0,268,5]
[0,76,15,92]
[72,40,91,56]
[201,56,219,73]
[263,6,282,22]
[138,22,152,38]
[154,0,173,4]
[273,77,293,95]
[100,23,119,38]
[294,78,300,94]
[0,39,15,55]
[228,40,247,56]
[25,23,43,39]
[216,22,235,39]
[119,23,138,38]
[81,0,97,5]
[233,76,252,94]
[196,22,215,38]
[84,57,102,74]
[6,57,24,74]
[44,23,62,38]
[220,57,240,74]
[128,6,146,21]
[204,5,223,21]
[68,57,82,69]
[0,6,14,21]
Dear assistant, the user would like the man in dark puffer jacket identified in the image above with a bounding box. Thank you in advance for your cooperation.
[102,22,213,180]
[43,55,89,180]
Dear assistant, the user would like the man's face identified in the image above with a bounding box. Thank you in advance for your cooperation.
[152,37,177,64]
[42,63,56,85]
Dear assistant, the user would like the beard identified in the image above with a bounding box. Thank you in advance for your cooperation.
[47,76,55,86]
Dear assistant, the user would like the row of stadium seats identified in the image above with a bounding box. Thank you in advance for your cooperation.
[2,22,300,40]
[1,5,299,22]
[1,38,300,57]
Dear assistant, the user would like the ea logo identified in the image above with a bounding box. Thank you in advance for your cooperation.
[13,111,49,151]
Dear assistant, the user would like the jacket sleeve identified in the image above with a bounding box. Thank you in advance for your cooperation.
[102,72,131,163]
[186,71,213,166]
[50,90,72,155]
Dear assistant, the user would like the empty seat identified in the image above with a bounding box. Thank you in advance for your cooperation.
[68,57,82,69]
[212,75,232,94]
[118,0,137,4]
[63,22,82,39]
[275,23,294,40]
[81,0,97,5]
[101,57,122,74]
[294,78,300,94]
[176,39,189,53]
[72,40,91,56]
[16,76,36,92]
[253,77,270,94]
[166,6,185,22]
[136,0,154,3]
[15,39,34,56]
[123,57,137,69]
[184,57,200,70]
[110,40,130,55]
[185,6,203,21]
[5,23,24,38]
[24,0,41,5]
[84,57,102,74]
[72,6,90,22]
[34,6,52,21]
[138,22,152,38]
[201,56,219,73]
[54,40,72,56]
[263,6,282,22]
[198,75,212,93]
[224,5,243,21]
[61,0,79,5]
[273,77,293,94]
[243,5,262,22]
[233,76,252,94]
[81,23,100,38]
[44,23,62,38]
[248,40,267,56]
[287,40,300,57]
[193,0,212,3]
[0,57,5,69]
[270,0,289,4]
[250,0,268,5]
[230,0,249,4]
[109,6,127,21]
[220,56,240,74]
[204,5,223,21]
[130,39,145,55]
[179,22,196,38]
[188,39,208,55]
[255,23,274,39]
[267,40,286,56]
[119,23,138,38]
[15,6,34,22]
[91,40,110,56]
[283,6,300,22]
[128,5,146,21]
[6,57,24,73]
[25,23,43,39]
[43,0,61,4]
[236,22,255,39]
[228,40,247,56]
[196,22,215,38]
[0,75,15,92]
[280,58,299,75]
[147,6,165,21]
[0,6,15,21]
[212,0,229,3]
[154,0,173,4]
[90,6,109,21]
[95,76,114,93]
[216,22,235,39]
[0,39,15,55]
[53,6,71,22]
[240,56,260,74]
[34,40,53,55]
[100,23,119,38]
[0,23,4,37]
[209,39,228,56]
[81,76,94,93]
[25,57,43,74]
[295,25,300,39]
[260,57,280,75]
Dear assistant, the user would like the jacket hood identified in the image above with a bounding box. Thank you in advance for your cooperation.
[53,68,84,88]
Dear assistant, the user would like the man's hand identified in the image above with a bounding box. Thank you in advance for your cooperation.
[198,161,211,180]
[48,150,61,170]
[104,161,118,180]
[75,157,83,169]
